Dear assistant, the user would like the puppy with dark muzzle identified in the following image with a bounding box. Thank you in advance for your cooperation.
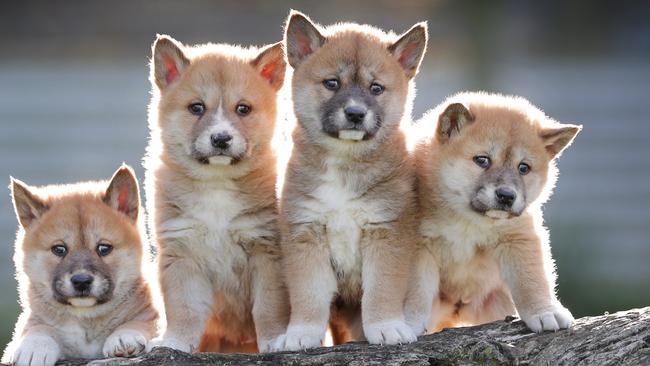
[2,165,158,366]
[144,35,289,353]
[278,11,427,350]
[404,92,580,335]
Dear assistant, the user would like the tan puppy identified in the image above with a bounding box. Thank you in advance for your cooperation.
[404,92,580,335]
[144,35,288,353]
[2,166,158,366]
[278,11,427,350]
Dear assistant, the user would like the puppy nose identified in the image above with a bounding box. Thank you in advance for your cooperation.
[495,187,517,207]
[344,106,367,124]
[70,273,94,291]
[210,133,232,149]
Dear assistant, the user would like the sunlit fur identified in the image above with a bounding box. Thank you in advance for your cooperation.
[404,92,580,335]
[144,35,289,353]
[2,167,158,366]
[278,11,427,350]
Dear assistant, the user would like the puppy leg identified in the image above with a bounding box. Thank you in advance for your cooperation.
[361,225,416,345]
[404,247,439,336]
[497,237,574,333]
[103,319,154,358]
[280,223,337,351]
[251,251,290,352]
[148,256,213,352]
[10,325,60,366]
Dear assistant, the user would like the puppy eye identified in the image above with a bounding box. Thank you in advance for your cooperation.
[96,242,113,257]
[51,244,67,258]
[518,162,531,175]
[235,104,251,116]
[473,155,491,169]
[323,79,340,91]
[369,82,384,95]
[188,102,206,116]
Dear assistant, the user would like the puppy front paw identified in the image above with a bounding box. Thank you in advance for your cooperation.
[257,334,286,353]
[278,324,324,351]
[146,334,193,353]
[521,303,574,333]
[103,329,147,358]
[364,319,417,345]
[12,334,60,366]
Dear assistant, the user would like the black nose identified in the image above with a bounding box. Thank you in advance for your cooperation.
[70,273,94,292]
[210,133,232,149]
[495,187,517,207]
[344,106,367,124]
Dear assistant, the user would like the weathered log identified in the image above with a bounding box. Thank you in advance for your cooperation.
[47,306,650,365]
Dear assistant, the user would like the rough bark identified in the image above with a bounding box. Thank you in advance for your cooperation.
[45,307,650,365]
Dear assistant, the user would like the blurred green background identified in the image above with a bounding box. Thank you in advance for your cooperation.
[0,0,648,349]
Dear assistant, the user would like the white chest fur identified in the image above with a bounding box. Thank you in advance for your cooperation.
[159,180,267,292]
[420,216,503,303]
[57,321,105,359]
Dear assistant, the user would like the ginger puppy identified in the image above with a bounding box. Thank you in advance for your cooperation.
[144,35,288,353]
[278,11,427,350]
[2,165,158,366]
[404,92,580,335]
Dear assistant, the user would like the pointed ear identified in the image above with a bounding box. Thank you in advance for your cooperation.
[151,34,189,90]
[388,22,428,79]
[251,42,286,91]
[436,103,474,143]
[284,10,325,68]
[539,124,582,158]
[10,178,48,229]
[104,165,140,222]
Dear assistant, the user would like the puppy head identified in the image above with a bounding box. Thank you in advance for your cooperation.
[11,165,145,316]
[150,35,285,177]
[431,93,581,219]
[284,11,427,151]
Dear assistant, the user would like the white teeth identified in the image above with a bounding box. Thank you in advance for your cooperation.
[208,156,233,165]
[485,210,510,219]
[69,297,97,307]
[338,130,365,141]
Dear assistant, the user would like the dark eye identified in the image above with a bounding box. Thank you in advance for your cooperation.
[518,162,531,175]
[473,155,491,169]
[188,102,205,116]
[51,244,67,258]
[235,104,251,116]
[369,83,384,95]
[323,79,340,91]
[96,243,113,257]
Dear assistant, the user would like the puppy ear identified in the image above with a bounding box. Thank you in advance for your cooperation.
[10,178,48,229]
[104,165,140,222]
[389,22,428,79]
[151,34,189,90]
[539,124,582,158]
[251,42,287,91]
[436,103,474,143]
[284,10,325,68]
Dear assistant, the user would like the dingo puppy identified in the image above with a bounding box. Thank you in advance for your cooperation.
[2,165,158,366]
[278,11,427,350]
[404,92,579,334]
[144,35,288,353]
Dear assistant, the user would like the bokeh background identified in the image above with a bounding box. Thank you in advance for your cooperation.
[0,0,648,349]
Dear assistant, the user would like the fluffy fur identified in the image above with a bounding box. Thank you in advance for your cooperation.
[144,35,289,353]
[404,92,580,334]
[2,165,158,366]
[278,11,427,350]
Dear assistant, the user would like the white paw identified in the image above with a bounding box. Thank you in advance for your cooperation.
[146,334,193,353]
[258,334,286,353]
[103,329,147,358]
[364,319,417,345]
[12,334,60,366]
[521,303,574,333]
[405,316,428,337]
[278,324,325,351]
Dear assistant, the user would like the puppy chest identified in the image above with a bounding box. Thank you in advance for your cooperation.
[57,323,105,359]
